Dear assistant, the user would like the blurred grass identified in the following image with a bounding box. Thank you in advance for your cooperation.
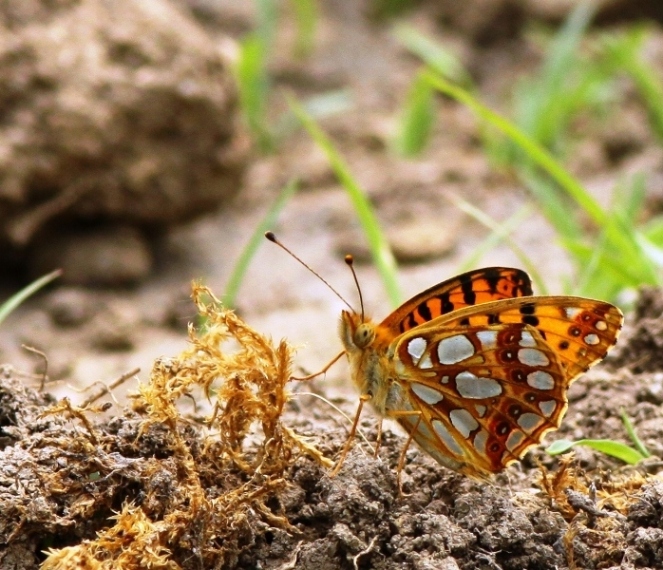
[223,180,299,308]
[0,270,62,327]
[287,95,402,306]
[393,70,436,157]
[289,0,318,57]
[426,70,663,300]
[231,0,663,305]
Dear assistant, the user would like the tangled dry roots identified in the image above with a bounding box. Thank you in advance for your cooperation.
[41,283,328,570]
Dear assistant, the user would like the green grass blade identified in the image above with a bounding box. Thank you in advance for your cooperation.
[620,408,651,459]
[546,438,646,465]
[0,269,62,326]
[235,34,272,151]
[514,2,595,148]
[457,204,533,274]
[425,71,662,295]
[643,216,663,246]
[602,26,663,141]
[223,179,299,308]
[393,24,471,85]
[394,70,436,156]
[273,89,353,139]
[286,94,402,306]
[289,0,318,57]
[448,194,548,295]
[424,71,608,228]
[519,171,582,240]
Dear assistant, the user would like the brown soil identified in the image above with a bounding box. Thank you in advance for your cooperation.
[2,1,663,569]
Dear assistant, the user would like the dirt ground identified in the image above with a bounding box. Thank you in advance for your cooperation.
[3,1,663,569]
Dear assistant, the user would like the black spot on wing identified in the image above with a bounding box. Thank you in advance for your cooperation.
[460,274,476,305]
[519,302,536,315]
[522,315,540,327]
[483,268,502,294]
[439,292,454,313]
[417,301,433,322]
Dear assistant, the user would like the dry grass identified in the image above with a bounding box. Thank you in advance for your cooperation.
[41,283,328,570]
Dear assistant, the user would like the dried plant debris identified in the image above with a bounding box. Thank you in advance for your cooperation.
[1,284,325,570]
[3,284,663,569]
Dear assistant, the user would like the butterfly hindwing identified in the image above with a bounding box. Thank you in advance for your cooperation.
[381,267,533,336]
[386,296,623,477]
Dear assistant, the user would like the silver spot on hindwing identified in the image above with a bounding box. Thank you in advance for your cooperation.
[584,333,599,346]
[407,337,427,363]
[437,335,475,364]
[595,320,607,331]
[505,429,526,453]
[477,330,498,350]
[538,400,557,417]
[411,382,444,405]
[517,412,544,433]
[518,348,550,367]
[519,330,537,347]
[565,307,581,319]
[432,420,464,455]
[455,371,503,399]
[527,370,555,391]
[419,354,434,369]
[449,408,479,438]
[473,430,488,455]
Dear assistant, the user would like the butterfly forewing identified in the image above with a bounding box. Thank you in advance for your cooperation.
[380,267,533,335]
[429,296,623,383]
[386,296,622,478]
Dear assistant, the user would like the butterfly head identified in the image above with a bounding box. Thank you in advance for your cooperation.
[340,310,376,352]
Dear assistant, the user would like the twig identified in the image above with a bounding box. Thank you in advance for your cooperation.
[80,367,140,408]
[21,345,49,391]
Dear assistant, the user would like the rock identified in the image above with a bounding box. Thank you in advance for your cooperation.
[0,0,245,262]
[45,287,100,327]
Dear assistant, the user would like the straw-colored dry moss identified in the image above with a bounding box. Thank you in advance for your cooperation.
[41,283,328,570]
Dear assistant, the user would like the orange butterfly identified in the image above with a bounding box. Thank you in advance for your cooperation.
[265,233,623,479]
[338,267,623,478]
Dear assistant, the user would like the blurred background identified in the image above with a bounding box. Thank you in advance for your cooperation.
[1,0,662,398]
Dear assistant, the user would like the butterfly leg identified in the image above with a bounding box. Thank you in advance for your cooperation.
[292,350,345,382]
[330,394,369,477]
[374,419,383,458]
[387,410,423,497]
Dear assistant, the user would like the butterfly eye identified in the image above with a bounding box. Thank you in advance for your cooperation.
[353,324,375,348]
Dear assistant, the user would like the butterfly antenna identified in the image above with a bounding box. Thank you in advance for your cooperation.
[265,232,355,312]
[344,254,365,321]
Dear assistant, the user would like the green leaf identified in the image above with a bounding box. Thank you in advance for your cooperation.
[620,408,651,459]
[546,438,647,465]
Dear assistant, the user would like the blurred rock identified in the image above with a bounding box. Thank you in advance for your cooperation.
[335,217,457,264]
[46,287,100,327]
[0,0,246,268]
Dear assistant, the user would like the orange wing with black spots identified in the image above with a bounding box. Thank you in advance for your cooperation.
[388,296,623,477]
[380,267,533,336]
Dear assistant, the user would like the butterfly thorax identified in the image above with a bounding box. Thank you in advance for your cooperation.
[339,310,406,416]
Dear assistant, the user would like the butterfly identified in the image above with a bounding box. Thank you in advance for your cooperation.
[337,267,623,479]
